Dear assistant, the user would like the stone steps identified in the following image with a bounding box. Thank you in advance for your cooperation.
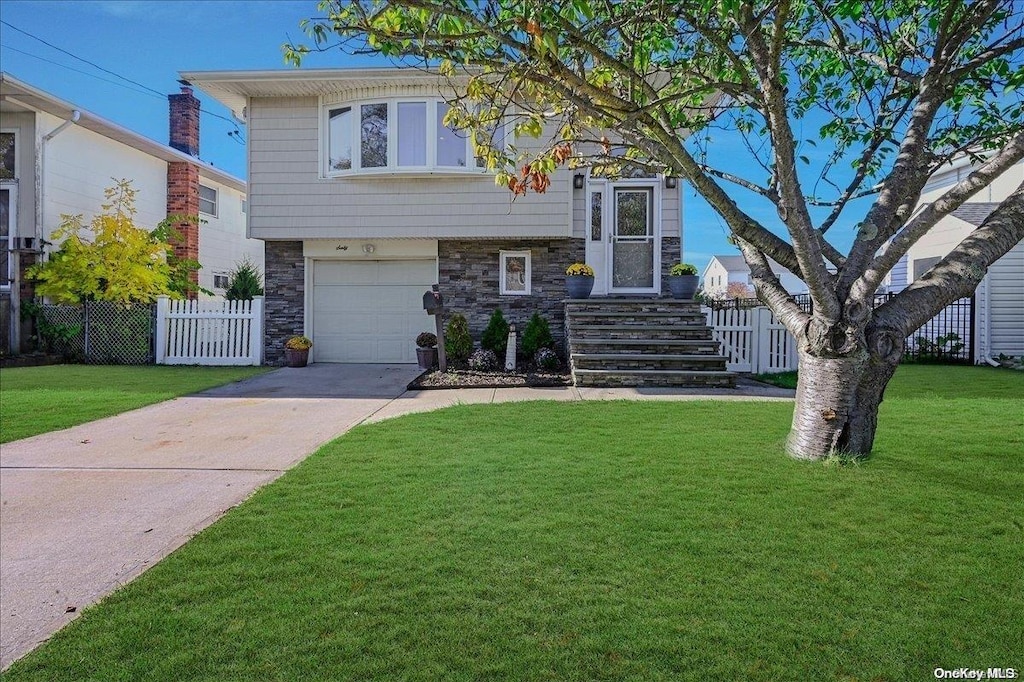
[572,353,730,371]
[569,338,722,354]
[567,324,715,340]
[564,298,735,388]
[573,369,736,388]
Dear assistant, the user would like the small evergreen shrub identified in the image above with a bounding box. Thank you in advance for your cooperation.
[444,313,473,361]
[481,309,510,357]
[534,347,560,371]
[415,332,437,348]
[468,348,499,371]
[224,257,265,301]
[521,312,554,358]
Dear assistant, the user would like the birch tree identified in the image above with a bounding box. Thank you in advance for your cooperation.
[286,0,1024,460]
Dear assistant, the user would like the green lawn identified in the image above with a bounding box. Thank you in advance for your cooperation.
[0,365,268,443]
[4,366,1022,681]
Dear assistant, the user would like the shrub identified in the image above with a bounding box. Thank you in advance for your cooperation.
[225,257,265,301]
[669,263,699,276]
[468,348,499,371]
[415,331,437,348]
[480,309,510,356]
[521,312,554,358]
[444,313,473,361]
[534,347,560,371]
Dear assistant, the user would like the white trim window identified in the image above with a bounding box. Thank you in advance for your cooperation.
[213,272,230,290]
[324,97,507,177]
[0,131,15,181]
[499,250,531,296]
[199,184,218,217]
[0,183,16,290]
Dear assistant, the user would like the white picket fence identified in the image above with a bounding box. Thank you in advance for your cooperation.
[703,305,799,374]
[155,296,263,366]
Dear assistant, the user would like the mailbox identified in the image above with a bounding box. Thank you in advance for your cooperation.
[423,287,443,315]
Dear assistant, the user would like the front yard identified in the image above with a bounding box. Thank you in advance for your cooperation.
[3,365,1022,681]
[0,365,267,443]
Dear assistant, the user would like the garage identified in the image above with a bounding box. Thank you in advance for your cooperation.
[311,259,436,363]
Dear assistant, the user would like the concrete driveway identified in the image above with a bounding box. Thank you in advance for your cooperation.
[0,363,422,669]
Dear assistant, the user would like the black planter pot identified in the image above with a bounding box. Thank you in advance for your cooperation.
[668,275,699,299]
[566,274,595,299]
[284,348,309,367]
[416,346,438,370]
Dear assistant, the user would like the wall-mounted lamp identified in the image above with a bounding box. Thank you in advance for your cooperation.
[573,173,585,190]
[362,243,376,255]
[664,176,678,189]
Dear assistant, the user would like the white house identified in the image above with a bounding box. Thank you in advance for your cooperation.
[0,73,263,353]
[182,68,692,366]
[885,156,1023,362]
[701,254,806,297]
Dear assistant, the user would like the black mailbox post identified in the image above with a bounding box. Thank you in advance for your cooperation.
[423,284,447,372]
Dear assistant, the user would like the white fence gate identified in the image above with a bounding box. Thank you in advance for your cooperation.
[155,296,263,366]
[704,305,799,374]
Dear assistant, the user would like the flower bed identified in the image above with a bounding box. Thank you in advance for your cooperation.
[409,367,572,390]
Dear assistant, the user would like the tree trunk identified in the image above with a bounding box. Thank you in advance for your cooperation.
[786,347,901,460]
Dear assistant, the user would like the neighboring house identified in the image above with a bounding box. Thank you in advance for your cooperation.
[0,73,263,353]
[884,156,1024,362]
[183,68,685,365]
[701,254,806,297]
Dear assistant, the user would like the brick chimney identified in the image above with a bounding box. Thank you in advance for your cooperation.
[168,86,200,157]
[166,86,201,297]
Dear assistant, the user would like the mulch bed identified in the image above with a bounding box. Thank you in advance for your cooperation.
[0,353,67,369]
[409,366,572,390]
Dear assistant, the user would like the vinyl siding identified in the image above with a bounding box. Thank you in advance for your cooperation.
[248,96,572,240]
[39,111,168,237]
[197,181,264,298]
[987,241,1024,357]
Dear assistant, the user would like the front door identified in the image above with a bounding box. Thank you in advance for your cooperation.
[609,185,658,293]
[584,180,661,295]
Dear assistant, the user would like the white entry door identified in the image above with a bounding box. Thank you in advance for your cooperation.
[609,185,659,293]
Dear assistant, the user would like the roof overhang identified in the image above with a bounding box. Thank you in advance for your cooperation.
[179,68,473,122]
[0,72,245,193]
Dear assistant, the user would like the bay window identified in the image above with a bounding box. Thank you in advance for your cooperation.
[324,97,505,176]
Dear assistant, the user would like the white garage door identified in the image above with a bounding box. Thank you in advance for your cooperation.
[312,259,436,363]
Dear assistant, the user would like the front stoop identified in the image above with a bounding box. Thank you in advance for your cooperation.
[565,298,736,388]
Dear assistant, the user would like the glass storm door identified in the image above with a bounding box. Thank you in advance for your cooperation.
[609,187,656,292]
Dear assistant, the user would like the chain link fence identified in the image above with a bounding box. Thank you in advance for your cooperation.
[39,302,155,364]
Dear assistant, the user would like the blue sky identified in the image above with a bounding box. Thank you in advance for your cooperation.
[0,0,862,274]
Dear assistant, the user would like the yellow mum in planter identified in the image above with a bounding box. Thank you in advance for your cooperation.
[565,263,595,277]
[285,336,313,350]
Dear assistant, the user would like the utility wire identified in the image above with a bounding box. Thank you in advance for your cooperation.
[0,19,246,135]
[1,43,165,101]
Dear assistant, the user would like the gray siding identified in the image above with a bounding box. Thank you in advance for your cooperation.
[988,241,1024,357]
[248,97,572,240]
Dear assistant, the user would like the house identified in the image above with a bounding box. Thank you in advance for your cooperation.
[0,73,263,354]
[885,156,1024,362]
[182,68,690,366]
[701,254,806,297]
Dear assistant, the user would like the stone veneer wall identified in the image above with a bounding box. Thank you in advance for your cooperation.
[438,238,585,352]
[660,236,681,297]
[264,241,305,365]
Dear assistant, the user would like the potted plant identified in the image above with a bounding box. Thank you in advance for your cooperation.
[565,263,596,299]
[284,335,313,367]
[415,331,438,370]
[667,263,700,299]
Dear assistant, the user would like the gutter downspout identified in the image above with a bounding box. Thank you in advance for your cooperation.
[13,110,80,353]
